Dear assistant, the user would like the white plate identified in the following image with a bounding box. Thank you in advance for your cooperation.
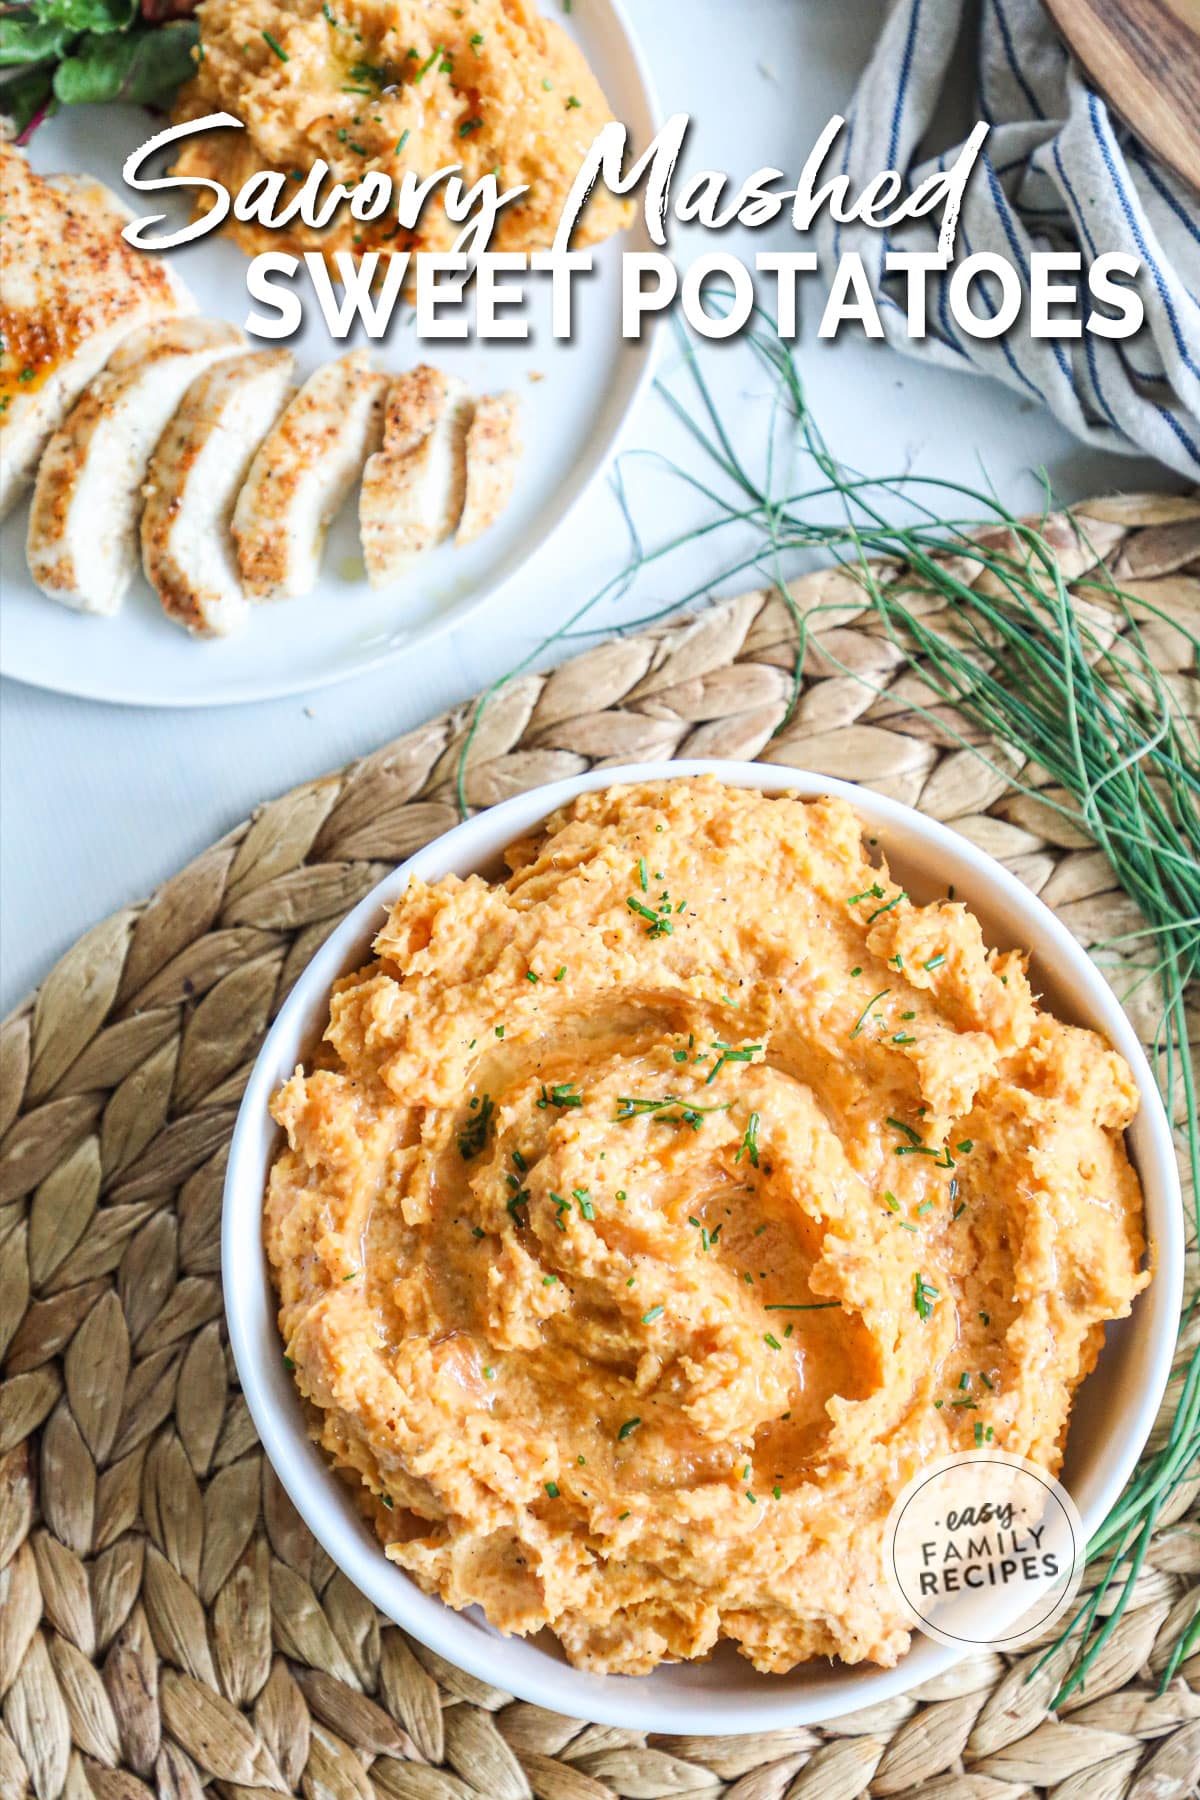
[223,761,1183,1732]
[0,0,658,707]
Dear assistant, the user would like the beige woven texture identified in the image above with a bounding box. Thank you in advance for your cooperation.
[1,492,1199,1800]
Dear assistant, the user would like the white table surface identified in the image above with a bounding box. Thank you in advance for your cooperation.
[0,0,1179,1012]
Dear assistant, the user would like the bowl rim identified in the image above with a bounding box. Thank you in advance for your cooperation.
[222,758,1184,1732]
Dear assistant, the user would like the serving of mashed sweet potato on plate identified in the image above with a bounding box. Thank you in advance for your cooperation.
[171,0,632,263]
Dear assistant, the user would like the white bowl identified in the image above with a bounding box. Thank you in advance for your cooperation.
[223,759,1183,1733]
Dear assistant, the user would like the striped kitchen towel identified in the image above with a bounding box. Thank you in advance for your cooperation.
[823,0,1200,476]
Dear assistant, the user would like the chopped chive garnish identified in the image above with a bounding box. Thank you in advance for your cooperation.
[262,29,288,59]
[544,1481,559,1497]
[617,1418,641,1441]
[888,1117,923,1145]
[914,1273,940,1321]
[495,1025,504,1038]
[736,1110,760,1167]
[849,884,885,905]
[866,891,907,923]
[763,1302,840,1311]
[456,1094,493,1159]
[850,988,890,1038]
[539,1082,583,1109]
[706,1042,763,1085]
[637,856,648,891]
[395,129,410,152]
[554,966,566,980]
[626,896,672,937]
[896,1144,955,1166]
[641,1304,664,1324]
[615,1095,731,1127]
[923,954,946,971]
[764,1332,782,1350]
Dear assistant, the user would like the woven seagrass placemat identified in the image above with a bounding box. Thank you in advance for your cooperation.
[2,491,1199,1800]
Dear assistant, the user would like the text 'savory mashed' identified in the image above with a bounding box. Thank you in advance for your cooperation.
[266,779,1147,1674]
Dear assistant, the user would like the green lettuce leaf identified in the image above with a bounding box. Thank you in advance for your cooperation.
[52,17,197,105]
[0,16,71,66]
[34,0,138,35]
[0,62,57,131]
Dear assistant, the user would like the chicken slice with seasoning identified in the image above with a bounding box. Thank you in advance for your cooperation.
[0,145,193,518]
[27,319,247,617]
[141,350,294,636]
[359,364,473,588]
[232,349,387,601]
[457,391,521,547]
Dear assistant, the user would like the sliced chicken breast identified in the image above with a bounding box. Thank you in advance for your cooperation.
[359,365,473,589]
[27,319,247,617]
[232,349,386,601]
[457,392,521,547]
[0,146,193,518]
[141,350,295,637]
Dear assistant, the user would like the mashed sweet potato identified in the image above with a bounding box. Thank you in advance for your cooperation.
[172,0,631,262]
[265,778,1148,1675]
